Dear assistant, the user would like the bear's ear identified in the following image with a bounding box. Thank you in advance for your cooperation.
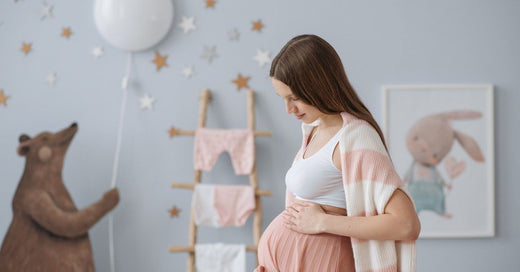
[17,144,30,156]
[19,134,31,143]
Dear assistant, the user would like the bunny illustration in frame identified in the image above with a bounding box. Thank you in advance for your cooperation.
[383,85,495,238]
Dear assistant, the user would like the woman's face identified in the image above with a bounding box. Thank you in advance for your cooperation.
[272,78,323,124]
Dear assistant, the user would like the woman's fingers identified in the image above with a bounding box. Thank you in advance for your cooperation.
[287,205,299,213]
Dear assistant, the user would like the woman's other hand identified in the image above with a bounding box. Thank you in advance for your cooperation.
[282,199,326,234]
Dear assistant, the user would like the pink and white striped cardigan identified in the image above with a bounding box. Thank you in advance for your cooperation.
[286,112,416,272]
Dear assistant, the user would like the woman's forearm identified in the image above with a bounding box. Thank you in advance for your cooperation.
[316,190,421,241]
[317,212,420,241]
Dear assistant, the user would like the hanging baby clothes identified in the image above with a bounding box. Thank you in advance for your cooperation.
[195,243,245,272]
[194,128,255,175]
[192,184,220,227]
[192,184,256,227]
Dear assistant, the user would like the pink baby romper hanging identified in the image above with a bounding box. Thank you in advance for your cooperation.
[194,128,255,175]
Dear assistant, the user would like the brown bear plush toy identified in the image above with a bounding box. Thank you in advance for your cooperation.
[0,123,119,271]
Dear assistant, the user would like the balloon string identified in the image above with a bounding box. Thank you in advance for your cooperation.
[109,52,133,272]
[111,53,132,188]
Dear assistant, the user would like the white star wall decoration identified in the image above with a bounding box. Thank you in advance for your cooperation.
[45,73,57,86]
[40,2,53,20]
[139,93,156,110]
[253,49,271,67]
[228,28,240,41]
[181,66,194,79]
[178,16,196,34]
[201,46,218,63]
[92,46,104,59]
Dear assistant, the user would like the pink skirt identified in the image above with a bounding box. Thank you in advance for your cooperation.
[257,212,355,272]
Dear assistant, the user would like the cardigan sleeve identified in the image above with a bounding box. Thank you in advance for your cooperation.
[339,120,404,216]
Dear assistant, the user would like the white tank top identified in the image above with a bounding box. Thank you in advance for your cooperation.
[285,128,346,209]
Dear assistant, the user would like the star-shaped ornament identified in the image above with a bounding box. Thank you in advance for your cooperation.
[0,89,10,107]
[253,49,271,67]
[40,2,53,20]
[228,28,240,41]
[252,19,264,32]
[152,51,168,71]
[139,93,156,110]
[168,127,179,138]
[181,66,194,79]
[169,206,181,218]
[232,73,250,91]
[21,42,32,55]
[205,0,216,8]
[61,27,73,39]
[178,16,196,34]
[201,46,218,63]
[92,46,104,59]
[45,73,57,86]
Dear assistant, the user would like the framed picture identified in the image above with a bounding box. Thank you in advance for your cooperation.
[382,85,494,238]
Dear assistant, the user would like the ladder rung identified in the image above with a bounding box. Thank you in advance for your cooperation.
[170,129,272,137]
[171,182,272,196]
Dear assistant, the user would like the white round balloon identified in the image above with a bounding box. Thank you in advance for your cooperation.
[94,0,174,52]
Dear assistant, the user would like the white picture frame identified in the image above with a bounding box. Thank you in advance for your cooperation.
[382,84,494,238]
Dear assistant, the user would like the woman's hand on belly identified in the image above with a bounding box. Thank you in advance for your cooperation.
[282,199,327,234]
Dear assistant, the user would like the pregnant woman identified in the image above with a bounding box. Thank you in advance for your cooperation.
[256,35,421,272]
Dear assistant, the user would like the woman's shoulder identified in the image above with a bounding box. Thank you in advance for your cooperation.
[338,115,386,154]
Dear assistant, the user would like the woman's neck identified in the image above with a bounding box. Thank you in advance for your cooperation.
[317,113,342,130]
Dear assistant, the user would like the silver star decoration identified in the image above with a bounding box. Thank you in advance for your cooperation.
[178,16,196,34]
[40,2,53,20]
[92,46,104,59]
[139,93,156,110]
[201,46,218,63]
[181,66,195,79]
[45,72,57,86]
[253,49,271,67]
[228,28,240,41]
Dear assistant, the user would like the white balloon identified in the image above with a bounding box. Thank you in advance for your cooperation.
[94,0,174,52]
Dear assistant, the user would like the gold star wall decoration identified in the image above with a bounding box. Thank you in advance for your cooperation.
[21,42,32,55]
[0,89,10,107]
[152,51,168,71]
[169,206,181,218]
[252,19,264,32]
[232,73,250,91]
[205,0,216,8]
[61,27,73,39]
[168,127,178,138]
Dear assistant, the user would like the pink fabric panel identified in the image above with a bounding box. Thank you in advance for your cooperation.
[341,149,403,187]
[257,212,355,272]
[194,128,255,175]
[213,185,255,227]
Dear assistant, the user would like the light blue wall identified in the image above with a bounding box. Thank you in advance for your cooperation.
[1,0,519,271]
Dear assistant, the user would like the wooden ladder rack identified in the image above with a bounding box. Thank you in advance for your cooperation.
[169,88,272,272]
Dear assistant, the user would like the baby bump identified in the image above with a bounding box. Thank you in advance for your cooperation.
[258,213,355,272]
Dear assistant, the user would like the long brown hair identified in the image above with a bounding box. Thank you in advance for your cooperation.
[270,34,388,151]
